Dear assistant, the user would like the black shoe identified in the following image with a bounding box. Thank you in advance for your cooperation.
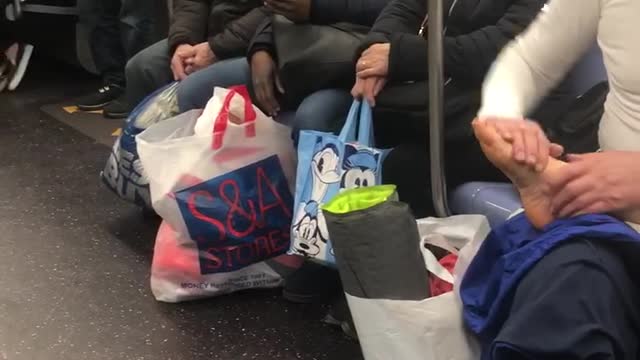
[77,84,124,111]
[323,294,358,341]
[282,260,342,304]
[103,96,132,119]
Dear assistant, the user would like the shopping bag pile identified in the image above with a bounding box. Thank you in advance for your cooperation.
[101,82,180,208]
[323,186,486,360]
[137,86,300,302]
[290,100,388,265]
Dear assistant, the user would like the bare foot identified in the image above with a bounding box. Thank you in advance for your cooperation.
[473,119,566,229]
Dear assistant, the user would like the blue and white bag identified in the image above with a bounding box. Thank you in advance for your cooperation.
[101,82,179,208]
[290,100,388,264]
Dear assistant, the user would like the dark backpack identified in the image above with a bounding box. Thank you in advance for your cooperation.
[544,81,608,154]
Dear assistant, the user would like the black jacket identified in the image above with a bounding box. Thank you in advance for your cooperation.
[248,0,390,60]
[359,0,546,85]
[168,0,268,60]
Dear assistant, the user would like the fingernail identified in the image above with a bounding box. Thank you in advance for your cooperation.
[515,151,525,161]
[528,155,536,164]
[535,164,544,172]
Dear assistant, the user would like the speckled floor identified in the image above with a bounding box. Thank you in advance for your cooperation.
[0,60,363,360]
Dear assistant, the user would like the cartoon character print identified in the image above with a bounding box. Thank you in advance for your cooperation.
[293,143,340,256]
[340,145,380,191]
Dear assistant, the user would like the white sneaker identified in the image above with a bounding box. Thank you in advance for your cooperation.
[5,43,34,91]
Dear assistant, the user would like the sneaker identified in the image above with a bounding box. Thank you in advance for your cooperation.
[103,96,132,119]
[4,42,34,91]
[323,294,358,341]
[282,260,342,304]
[77,84,124,111]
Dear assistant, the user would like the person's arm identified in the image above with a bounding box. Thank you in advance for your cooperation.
[208,7,271,60]
[356,0,424,55]
[309,0,389,26]
[385,0,549,84]
[247,15,276,62]
[478,0,600,118]
[168,0,211,55]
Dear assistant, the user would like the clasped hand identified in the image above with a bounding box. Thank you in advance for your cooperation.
[351,43,390,106]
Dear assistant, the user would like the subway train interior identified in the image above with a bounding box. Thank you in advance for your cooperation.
[1,2,362,359]
[2,0,634,359]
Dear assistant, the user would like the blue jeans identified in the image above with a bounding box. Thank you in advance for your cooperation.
[285,89,353,141]
[177,58,251,112]
[176,58,352,136]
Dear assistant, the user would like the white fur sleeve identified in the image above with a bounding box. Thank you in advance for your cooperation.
[478,0,602,119]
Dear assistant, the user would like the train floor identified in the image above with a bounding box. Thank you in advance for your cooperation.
[0,58,363,360]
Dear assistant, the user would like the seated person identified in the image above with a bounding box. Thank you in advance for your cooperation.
[76,0,166,117]
[278,0,547,339]
[244,0,389,137]
[120,0,267,117]
[473,0,640,357]
[350,0,548,217]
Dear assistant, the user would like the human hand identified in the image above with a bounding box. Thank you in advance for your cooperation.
[264,0,311,23]
[351,76,386,107]
[251,50,284,116]
[171,44,196,81]
[356,43,390,78]
[546,151,640,217]
[476,117,564,172]
[184,42,217,74]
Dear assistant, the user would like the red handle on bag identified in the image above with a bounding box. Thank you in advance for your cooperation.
[212,86,258,150]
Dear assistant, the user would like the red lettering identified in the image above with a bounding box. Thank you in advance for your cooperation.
[256,167,292,223]
[219,179,257,238]
[188,190,226,242]
[204,248,224,271]
[234,242,256,265]
[254,235,273,259]
[269,229,290,253]
[225,246,236,269]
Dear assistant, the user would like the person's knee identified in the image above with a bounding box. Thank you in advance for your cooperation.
[176,74,209,112]
[294,91,351,133]
[125,46,150,81]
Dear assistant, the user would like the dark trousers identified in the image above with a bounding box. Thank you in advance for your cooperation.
[375,102,506,218]
[492,238,640,359]
[78,0,167,86]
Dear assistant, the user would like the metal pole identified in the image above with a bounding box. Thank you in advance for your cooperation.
[427,0,451,217]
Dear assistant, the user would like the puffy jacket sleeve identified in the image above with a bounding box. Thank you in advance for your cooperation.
[168,0,211,55]
[208,6,270,60]
[354,0,425,70]
[441,0,547,85]
[357,0,546,85]
[246,14,275,62]
[310,0,389,26]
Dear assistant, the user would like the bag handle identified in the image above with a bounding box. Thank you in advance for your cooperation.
[338,100,375,146]
[338,100,361,142]
[212,86,258,150]
[357,101,374,146]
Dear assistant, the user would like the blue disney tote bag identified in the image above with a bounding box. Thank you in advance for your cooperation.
[290,100,389,265]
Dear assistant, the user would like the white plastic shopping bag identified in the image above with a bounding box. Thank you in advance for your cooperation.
[137,86,301,302]
[347,215,490,360]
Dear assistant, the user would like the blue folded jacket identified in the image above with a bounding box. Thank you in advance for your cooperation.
[460,213,640,357]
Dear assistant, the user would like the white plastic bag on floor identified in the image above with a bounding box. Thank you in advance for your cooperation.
[137,87,299,302]
[349,215,490,360]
